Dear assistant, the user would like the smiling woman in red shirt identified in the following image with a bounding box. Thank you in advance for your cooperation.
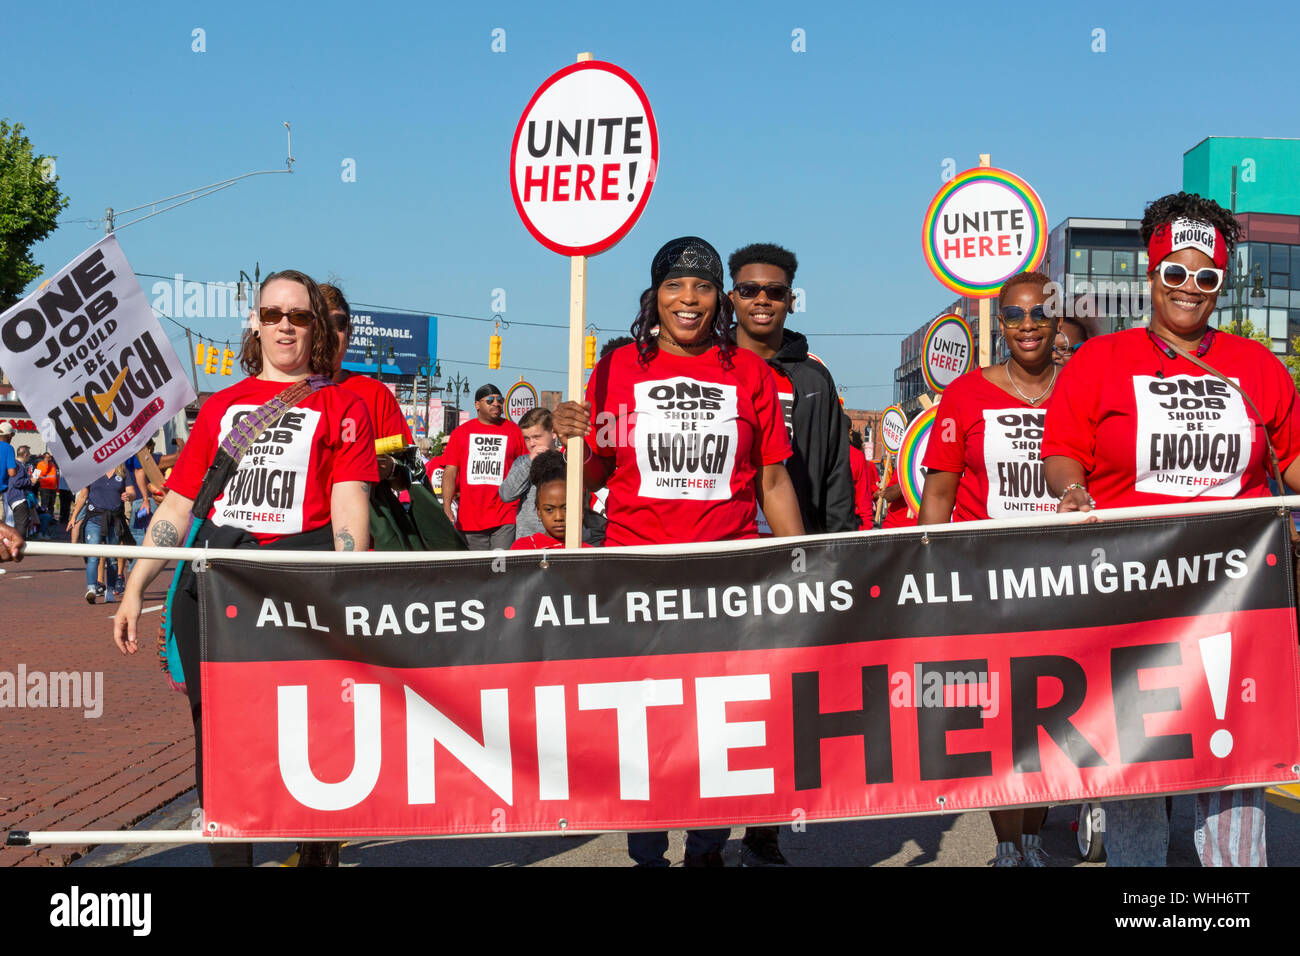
[919,270,1061,868]
[111,269,376,867]
[553,236,803,866]
[1044,192,1300,867]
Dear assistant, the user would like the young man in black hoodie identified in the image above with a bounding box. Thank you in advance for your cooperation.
[729,242,857,865]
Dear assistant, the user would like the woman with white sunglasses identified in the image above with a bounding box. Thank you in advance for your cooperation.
[1043,192,1300,866]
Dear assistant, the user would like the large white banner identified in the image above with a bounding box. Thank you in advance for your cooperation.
[0,236,196,492]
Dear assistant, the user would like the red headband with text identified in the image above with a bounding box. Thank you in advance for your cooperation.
[1147,218,1229,272]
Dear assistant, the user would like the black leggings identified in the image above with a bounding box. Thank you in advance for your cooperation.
[169,522,334,864]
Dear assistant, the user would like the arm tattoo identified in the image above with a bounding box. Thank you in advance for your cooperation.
[151,520,180,547]
[335,530,356,551]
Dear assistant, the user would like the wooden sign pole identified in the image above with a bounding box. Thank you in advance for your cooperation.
[978,152,992,368]
[564,51,595,549]
[873,453,893,526]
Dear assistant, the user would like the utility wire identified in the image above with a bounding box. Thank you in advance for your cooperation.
[133,274,914,337]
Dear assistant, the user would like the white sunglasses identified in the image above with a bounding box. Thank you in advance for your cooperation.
[1157,261,1224,294]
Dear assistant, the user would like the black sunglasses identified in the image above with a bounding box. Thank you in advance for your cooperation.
[733,282,791,300]
[480,395,504,404]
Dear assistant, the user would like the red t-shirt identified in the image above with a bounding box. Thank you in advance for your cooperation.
[585,344,792,546]
[443,418,525,531]
[510,532,592,550]
[755,366,797,536]
[424,455,446,495]
[880,468,917,528]
[1042,328,1300,508]
[166,378,377,544]
[849,444,878,528]
[923,369,1057,521]
[336,371,414,445]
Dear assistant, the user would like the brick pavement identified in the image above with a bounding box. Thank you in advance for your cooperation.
[0,551,193,866]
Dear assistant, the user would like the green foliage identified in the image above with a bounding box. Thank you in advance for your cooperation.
[0,119,70,310]
[1230,317,1273,349]
[1285,337,1300,393]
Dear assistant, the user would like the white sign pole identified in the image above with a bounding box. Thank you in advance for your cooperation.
[978,153,992,368]
[565,51,595,549]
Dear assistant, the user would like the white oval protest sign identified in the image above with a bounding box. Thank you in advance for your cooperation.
[921,314,973,393]
[511,61,659,257]
[506,380,538,424]
[922,167,1047,298]
[880,405,907,454]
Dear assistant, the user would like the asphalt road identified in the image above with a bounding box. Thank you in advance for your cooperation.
[73,787,1300,867]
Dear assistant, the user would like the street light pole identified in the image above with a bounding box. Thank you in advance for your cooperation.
[1228,258,1266,336]
[442,371,472,433]
[416,357,439,437]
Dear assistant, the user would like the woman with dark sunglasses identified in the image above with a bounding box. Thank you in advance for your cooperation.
[918,269,1060,866]
[1044,192,1300,867]
[112,270,376,866]
[553,236,803,866]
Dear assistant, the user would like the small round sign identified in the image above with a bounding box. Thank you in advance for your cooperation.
[510,61,659,257]
[880,405,908,455]
[921,314,973,393]
[505,380,539,424]
[897,406,937,515]
[922,167,1047,298]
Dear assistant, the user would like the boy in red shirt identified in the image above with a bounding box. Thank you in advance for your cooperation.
[442,384,526,550]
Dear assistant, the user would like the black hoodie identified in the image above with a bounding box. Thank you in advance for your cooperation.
[753,329,857,533]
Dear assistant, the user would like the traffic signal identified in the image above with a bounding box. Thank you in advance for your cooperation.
[221,348,235,376]
[488,332,502,370]
[584,333,597,369]
[195,343,205,366]
[204,345,219,374]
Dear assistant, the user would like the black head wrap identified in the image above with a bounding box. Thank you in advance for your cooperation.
[474,384,503,401]
[650,236,725,290]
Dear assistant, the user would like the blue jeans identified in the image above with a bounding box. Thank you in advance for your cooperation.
[627,828,730,867]
[1104,790,1266,866]
[84,513,120,592]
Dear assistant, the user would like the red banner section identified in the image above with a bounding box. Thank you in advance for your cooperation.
[198,508,1300,838]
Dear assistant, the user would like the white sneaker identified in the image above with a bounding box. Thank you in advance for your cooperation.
[991,841,1022,867]
[85,587,97,604]
[1021,833,1048,867]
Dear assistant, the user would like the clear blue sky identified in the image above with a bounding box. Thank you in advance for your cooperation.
[6,0,1299,406]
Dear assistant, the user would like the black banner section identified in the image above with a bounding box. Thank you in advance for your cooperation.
[200,509,1293,669]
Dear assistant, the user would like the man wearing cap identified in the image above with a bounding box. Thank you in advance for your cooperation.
[441,383,526,550]
[0,423,17,528]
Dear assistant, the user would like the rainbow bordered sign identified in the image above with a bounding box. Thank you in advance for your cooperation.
[880,405,907,454]
[506,380,539,423]
[920,313,973,393]
[922,167,1047,299]
[897,406,937,515]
